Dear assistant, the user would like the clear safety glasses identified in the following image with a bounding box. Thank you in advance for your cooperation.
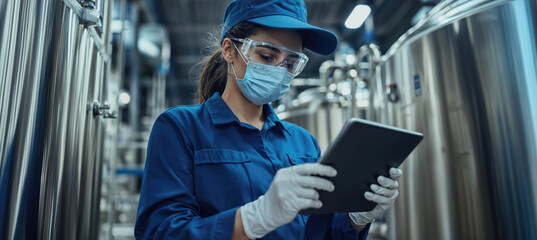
[231,38,309,76]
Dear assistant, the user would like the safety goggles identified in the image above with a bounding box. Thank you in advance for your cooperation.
[231,38,309,76]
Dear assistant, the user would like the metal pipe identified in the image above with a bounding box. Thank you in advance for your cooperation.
[38,5,81,239]
[3,0,32,236]
[355,43,381,80]
[0,0,61,238]
[318,60,339,88]
[355,43,381,121]
[0,0,113,238]
[106,0,128,238]
[63,0,101,26]
[88,25,110,62]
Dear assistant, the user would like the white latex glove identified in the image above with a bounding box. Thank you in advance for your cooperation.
[240,163,337,239]
[349,167,402,226]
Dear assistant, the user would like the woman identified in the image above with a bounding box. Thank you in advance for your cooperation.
[135,0,402,239]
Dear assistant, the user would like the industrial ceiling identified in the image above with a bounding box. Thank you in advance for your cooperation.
[144,0,438,104]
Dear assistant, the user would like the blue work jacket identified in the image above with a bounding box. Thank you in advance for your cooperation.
[135,93,370,239]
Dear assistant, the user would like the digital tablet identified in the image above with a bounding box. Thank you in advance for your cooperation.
[301,118,423,214]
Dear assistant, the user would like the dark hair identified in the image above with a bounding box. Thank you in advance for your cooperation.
[197,22,259,103]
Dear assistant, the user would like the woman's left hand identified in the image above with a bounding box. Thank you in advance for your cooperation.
[348,167,403,226]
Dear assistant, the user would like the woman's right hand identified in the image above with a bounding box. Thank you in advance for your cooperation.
[240,163,337,239]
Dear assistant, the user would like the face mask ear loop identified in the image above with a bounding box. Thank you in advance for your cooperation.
[229,41,248,80]
[230,61,240,79]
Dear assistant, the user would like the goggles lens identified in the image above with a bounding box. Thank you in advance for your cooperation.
[231,38,309,76]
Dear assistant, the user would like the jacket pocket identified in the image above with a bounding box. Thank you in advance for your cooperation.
[286,153,319,165]
[194,149,250,165]
[192,149,252,216]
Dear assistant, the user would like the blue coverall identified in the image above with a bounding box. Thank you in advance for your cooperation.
[135,92,370,239]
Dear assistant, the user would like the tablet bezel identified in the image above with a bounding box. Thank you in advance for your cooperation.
[301,118,423,214]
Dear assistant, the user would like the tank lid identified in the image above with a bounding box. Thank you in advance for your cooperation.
[382,0,511,62]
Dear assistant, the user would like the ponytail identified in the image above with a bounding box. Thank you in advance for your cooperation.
[197,22,260,103]
[198,50,227,103]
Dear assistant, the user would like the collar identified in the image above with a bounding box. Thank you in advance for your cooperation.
[263,103,291,136]
[205,92,240,125]
[205,92,291,135]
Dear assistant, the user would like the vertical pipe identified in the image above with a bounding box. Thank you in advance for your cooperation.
[129,5,140,132]
[107,0,127,238]
[98,2,114,239]
[0,1,23,237]
[2,1,35,238]
[0,0,60,238]
[70,27,92,240]
[0,1,22,183]
[38,4,81,239]
[90,53,106,240]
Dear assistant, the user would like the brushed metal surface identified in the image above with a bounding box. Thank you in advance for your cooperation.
[369,0,537,239]
[278,89,352,151]
[0,0,113,239]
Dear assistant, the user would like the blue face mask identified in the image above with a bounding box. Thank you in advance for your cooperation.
[230,61,294,105]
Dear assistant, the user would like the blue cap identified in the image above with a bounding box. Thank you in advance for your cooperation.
[221,0,338,55]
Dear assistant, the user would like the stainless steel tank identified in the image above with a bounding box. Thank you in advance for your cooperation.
[0,0,115,239]
[367,0,537,239]
[277,87,351,151]
[277,61,357,151]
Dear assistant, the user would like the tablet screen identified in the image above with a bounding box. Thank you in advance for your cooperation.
[302,118,423,214]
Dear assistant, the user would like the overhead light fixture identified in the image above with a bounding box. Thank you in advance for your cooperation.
[138,38,160,58]
[344,4,371,29]
[119,91,131,105]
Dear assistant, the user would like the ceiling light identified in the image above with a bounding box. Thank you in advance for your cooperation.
[344,5,371,29]
[137,38,160,58]
[119,92,131,105]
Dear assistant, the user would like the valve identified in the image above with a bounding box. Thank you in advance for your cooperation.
[92,100,117,119]
[386,83,399,103]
